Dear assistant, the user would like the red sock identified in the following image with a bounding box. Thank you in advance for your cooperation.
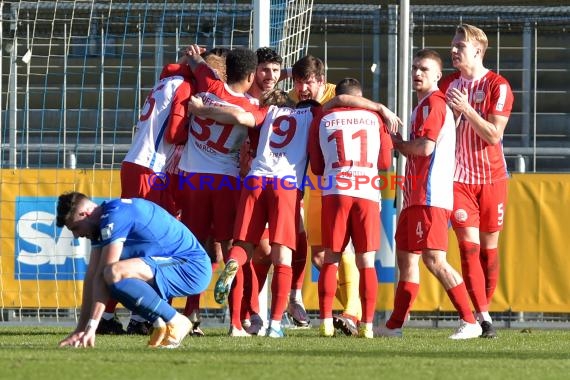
[211,262,219,274]
[270,264,293,321]
[183,294,200,316]
[228,245,248,266]
[253,261,271,290]
[446,282,476,323]
[105,299,119,313]
[291,230,308,290]
[241,260,259,321]
[480,247,499,303]
[386,281,419,329]
[318,263,338,319]
[228,267,244,329]
[359,267,378,324]
[459,241,487,312]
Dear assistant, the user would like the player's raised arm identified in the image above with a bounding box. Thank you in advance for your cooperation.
[182,44,208,72]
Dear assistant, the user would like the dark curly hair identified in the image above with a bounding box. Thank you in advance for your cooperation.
[256,47,283,66]
[226,48,258,84]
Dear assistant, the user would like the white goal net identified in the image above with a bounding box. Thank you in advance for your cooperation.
[0,0,313,322]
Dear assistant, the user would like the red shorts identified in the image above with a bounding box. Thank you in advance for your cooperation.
[395,205,450,253]
[177,173,240,242]
[162,171,184,217]
[120,161,163,206]
[321,195,380,253]
[234,177,301,250]
[451,180,508,232]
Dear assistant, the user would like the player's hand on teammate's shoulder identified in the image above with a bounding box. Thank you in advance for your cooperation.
[378,104,402,134]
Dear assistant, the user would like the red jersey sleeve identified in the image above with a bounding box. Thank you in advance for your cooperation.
[158,64,195,144]
[248,106,269,127]
[488,75,514,117]
[420,92,447,143]
[438,71,460,94]
[308,116,325,176]
[378,121,393,171]
[194,62,223,92]
[165,80,192,144]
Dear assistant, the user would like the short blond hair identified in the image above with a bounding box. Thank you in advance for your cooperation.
[204,54,227,82]
[456,24,488,55]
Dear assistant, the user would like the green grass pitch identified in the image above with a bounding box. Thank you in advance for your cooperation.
[1,326,570,380]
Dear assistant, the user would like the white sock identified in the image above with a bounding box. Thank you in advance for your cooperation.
[477,312,492,323]
[153,318,166,328]
[269,320,281,330]
[102,312,115,320]
[289,289,303,304]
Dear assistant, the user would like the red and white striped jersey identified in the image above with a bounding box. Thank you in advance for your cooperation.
[439,70,514,184]
[403,90,456,211]
[178,64,267,177]
[249,105,316,189]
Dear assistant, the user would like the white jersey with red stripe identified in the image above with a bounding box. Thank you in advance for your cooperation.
[315,107,385,202]
[249,105,315,189]
[439,69,514,184]
[178,64,266,177]
[403,90,456,211]
[124,72,190,172]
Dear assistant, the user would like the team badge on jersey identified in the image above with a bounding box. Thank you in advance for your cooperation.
[101,223,114,240]
[453,209,468,224]
[474,90,485,103]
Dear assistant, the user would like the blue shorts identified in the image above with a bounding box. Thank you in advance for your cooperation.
[142,254,212,300]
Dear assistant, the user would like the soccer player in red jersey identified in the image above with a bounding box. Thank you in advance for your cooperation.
[177,44,266,249]
[309,78,393,338]
[239,48,283,335]
[176,45,266,258]
[193,89,318,337]
[376,49,482,339]
[98,56,194,336]
[439,24,514,338]
[175,48,229,338]
[175,45,267,337]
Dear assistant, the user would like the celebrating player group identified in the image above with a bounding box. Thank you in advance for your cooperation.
[57,22,512,348]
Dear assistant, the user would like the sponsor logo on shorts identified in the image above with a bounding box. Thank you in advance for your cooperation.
[454,208,468,223]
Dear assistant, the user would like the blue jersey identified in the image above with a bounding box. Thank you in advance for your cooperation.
[91,198,204,261]
[91,198,211,298]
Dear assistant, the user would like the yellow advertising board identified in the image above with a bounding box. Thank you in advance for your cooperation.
[2,170,570,313]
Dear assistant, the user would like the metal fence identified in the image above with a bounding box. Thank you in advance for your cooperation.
[1,3,569,172]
